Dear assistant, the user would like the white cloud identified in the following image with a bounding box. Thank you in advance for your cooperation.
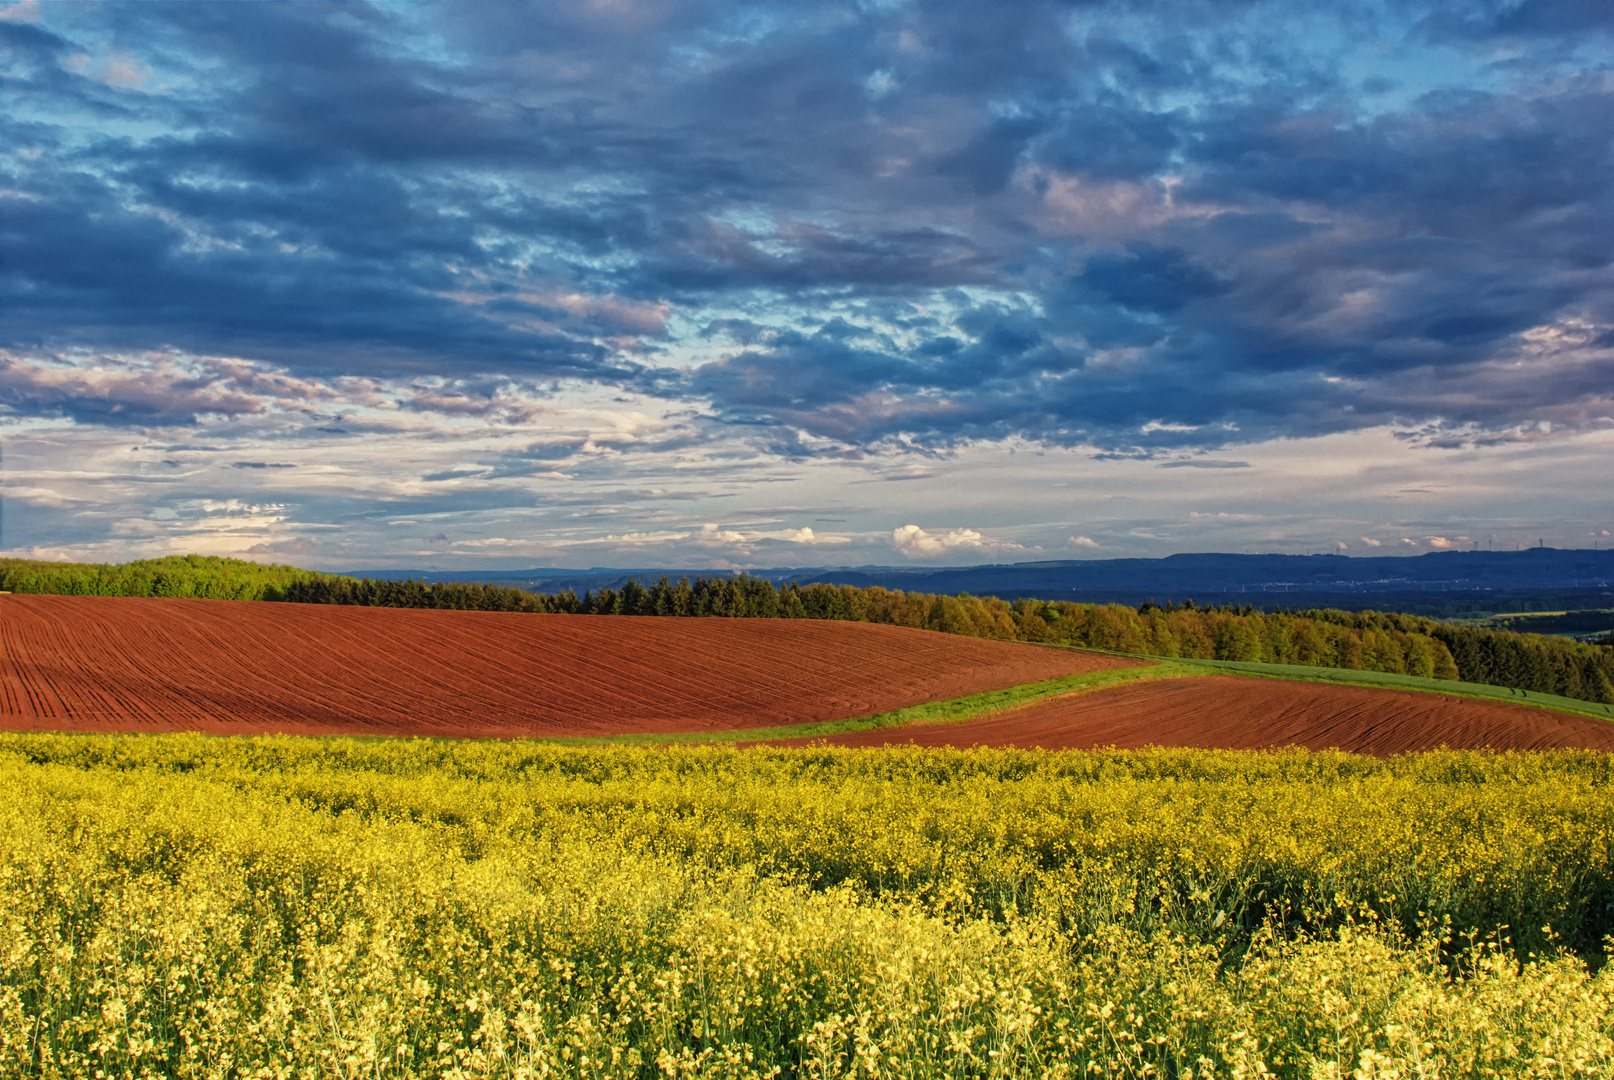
[892,524,986,558]
[1070,535,1100,548]
[573,531,690,546]
[1,485,85,508]
[696,523,749,544]
[0,1,42,24]
[246,537,318,556]
[2,383,1608,571]
[762,526,848,545]
[692,523,848,547]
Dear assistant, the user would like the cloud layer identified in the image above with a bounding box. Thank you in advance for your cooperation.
[1,0,1611,564]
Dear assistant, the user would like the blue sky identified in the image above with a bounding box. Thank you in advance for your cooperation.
[2,0,1610,569]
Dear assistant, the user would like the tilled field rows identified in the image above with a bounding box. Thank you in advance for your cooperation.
[805,674,1614,753]
[0,595,1141,737]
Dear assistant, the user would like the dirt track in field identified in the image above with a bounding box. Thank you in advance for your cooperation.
[0,594,1142,737]
[797,674,1614,754]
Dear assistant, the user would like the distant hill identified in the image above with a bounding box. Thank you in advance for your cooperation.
[346,548,1614,617]
[800,549,1614,613]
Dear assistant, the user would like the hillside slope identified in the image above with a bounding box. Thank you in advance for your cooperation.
[0,595,1138,737]
[800,675,1614,754]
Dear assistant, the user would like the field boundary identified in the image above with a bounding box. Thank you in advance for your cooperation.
[1158,656,1614,722]
[533,660,1182,745]
[587,652,1614,745]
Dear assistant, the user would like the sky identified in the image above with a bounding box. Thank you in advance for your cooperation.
[2,0,1611,571]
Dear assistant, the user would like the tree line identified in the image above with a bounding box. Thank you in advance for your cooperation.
[281,572,1614,705]
[3,555,1608,705]
[0,555,326,601]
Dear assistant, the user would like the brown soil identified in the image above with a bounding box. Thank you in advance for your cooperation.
[0,594,1142,737]
[797,675,1614,754]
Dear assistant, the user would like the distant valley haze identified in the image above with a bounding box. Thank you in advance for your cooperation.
[345,547,1614,618]
[0,0,1609,568]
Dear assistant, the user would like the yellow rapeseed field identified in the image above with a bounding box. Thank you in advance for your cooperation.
[3,733,1612,1078]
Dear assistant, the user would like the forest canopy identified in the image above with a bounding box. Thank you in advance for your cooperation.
[4,556,1609,705]
[0,555,326,601]
[280,573,1614,706]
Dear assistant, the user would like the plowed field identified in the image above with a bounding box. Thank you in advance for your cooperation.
[0,594,1141,737]
[804,674,1614,754]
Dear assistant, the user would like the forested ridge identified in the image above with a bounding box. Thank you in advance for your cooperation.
[0,555,326,601]
[3,555,1608,705]
[282,571,1614,706]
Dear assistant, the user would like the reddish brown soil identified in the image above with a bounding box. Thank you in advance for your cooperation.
[800,675,1614,754]
[0,594,1142,738]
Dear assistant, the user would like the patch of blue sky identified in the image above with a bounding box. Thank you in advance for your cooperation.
[1339,43,1502,117]
[1,0,1609,566]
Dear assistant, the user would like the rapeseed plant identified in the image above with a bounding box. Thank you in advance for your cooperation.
[2,735,1611,1077]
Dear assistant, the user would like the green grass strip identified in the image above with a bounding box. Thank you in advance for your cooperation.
[511,652,1614,745]
[201,643,1614,747]
[1161,656,1614,723]
[530,660,1186,745]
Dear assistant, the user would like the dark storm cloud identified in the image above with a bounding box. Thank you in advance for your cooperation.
[2,0,1611,452]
